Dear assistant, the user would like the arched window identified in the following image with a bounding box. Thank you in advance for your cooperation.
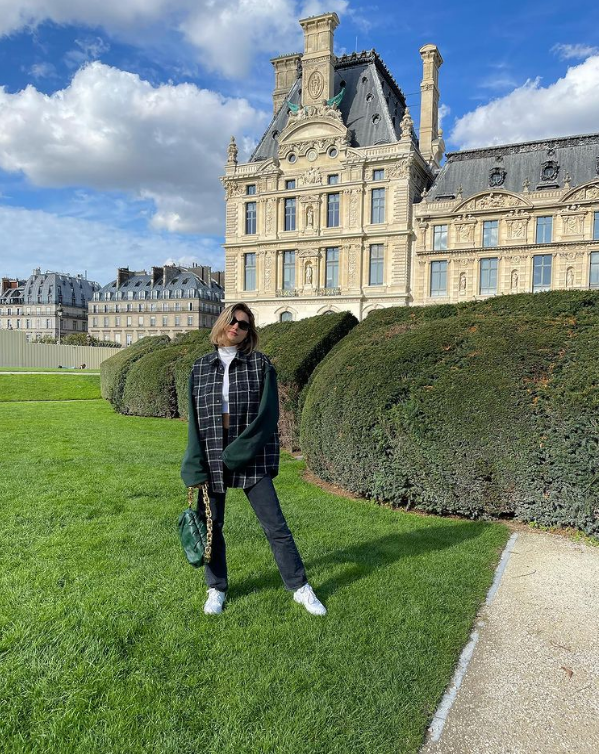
[280,311,293,322]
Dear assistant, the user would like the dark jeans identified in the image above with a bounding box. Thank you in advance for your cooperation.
[201,473,307,593]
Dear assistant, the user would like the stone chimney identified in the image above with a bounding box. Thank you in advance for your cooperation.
[151,266,163,287]
[418,44,444,168]
[116,267,134,288]
[271,54,301,115]
[299,12,340,107]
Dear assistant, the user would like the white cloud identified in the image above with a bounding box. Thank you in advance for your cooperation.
[0,62,268,233]
[0,0,349,79]
[28,61,56,79]
[0,205,224,285]
[438,103,450,129]
[64,36,110,69]
[552,43,599,60]
[450,55,599,150]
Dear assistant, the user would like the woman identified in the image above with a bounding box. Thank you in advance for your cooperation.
[181,303,326,617]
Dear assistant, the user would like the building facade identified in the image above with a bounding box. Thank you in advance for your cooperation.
[222,13,441,324]
[0,269,100,341]
[88,265,225,346]
[413,135,599,302]
[223,12,599,324]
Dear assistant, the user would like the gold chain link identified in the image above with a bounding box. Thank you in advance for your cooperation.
[187,484,213,563]
[202,484,213,563]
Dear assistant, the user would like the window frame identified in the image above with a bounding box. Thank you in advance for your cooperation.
[532,254,552,292]
[430,260,448,297]
[327,193,340,228]
[244,252,257,291]
[325,247,339,288]
[245,201,257,235]
[479,257,498,296]
[371,187,385,224]
[284,197,296,232]
[282,250,296,290]
[483,220,499,248]
[433,224,448,251]
[536,216,553,244]
[369,244,384,286]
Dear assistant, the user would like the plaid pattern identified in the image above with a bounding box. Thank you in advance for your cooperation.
[191,349,279,493]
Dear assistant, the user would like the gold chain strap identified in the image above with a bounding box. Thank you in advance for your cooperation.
[187,484,213,563]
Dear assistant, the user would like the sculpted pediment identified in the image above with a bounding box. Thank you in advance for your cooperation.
[255,158,281,175]
[562,181,599,203]
[279,104,349,147]
[455,190,531,213]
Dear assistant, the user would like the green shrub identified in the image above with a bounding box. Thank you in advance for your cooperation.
[100,336,170,411]
[173,331,214,420]
[260,311,358,449]
[300,293,599,537]
[121,344,188,417]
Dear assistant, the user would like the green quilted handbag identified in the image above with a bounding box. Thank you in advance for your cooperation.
[178,484,213,568]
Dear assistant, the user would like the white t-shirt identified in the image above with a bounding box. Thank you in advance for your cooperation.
[218,346,238,413]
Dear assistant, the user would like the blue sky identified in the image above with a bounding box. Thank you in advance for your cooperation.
[0,0,598,286]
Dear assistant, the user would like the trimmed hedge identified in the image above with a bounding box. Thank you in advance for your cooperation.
[300,291,599,537]
[118,330,213,418]
[100,335,171,412]
[173,331,214,420]
[260,311,358,449]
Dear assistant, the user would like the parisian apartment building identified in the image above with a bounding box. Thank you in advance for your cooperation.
[221,12,599,325]
[88,265,225,346]
[0,269,100,341]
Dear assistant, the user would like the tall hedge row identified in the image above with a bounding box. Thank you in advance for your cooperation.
[100,335,171,412]
[300,292,599,537]
[259,311,358,449]
[119,330,212,418]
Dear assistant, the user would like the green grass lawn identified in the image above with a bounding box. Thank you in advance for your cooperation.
[0,384,510,754]
[0,373,101,401]
[0,367,100,373]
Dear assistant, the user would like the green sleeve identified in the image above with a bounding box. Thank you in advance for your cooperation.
[180,372,209,486]
[222,363,279,471]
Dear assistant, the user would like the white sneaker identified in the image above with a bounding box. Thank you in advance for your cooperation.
[204,588,226,615]
[293,584,327,616]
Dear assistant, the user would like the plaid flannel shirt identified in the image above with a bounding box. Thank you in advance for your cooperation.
[181,348,280,493]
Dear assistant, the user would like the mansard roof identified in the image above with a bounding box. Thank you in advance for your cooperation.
[251,50,408,161]
[97,267,223,300]
[427,133,599,202]
[21,271,100,307]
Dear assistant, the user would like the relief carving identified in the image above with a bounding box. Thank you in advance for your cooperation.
[265,199,275,234]
[300,167,322,186]
[264,252,272,289]
[348,245,358,286]
[561,214,584,236]
[349,190,359,227]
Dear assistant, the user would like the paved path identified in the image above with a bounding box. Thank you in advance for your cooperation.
[421,530,599,754]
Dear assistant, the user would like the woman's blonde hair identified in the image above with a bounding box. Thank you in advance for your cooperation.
[210,303,258,354]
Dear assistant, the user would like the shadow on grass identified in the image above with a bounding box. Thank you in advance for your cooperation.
[230,520,491,601]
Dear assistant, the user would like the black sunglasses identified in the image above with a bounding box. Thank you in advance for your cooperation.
[229,315,250,332]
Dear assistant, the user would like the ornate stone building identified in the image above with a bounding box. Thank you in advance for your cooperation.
[414,135,599,302]
[0,269,100,341]
[88,265,224,346]
[223,12,599,323]
[222,12,442,323]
